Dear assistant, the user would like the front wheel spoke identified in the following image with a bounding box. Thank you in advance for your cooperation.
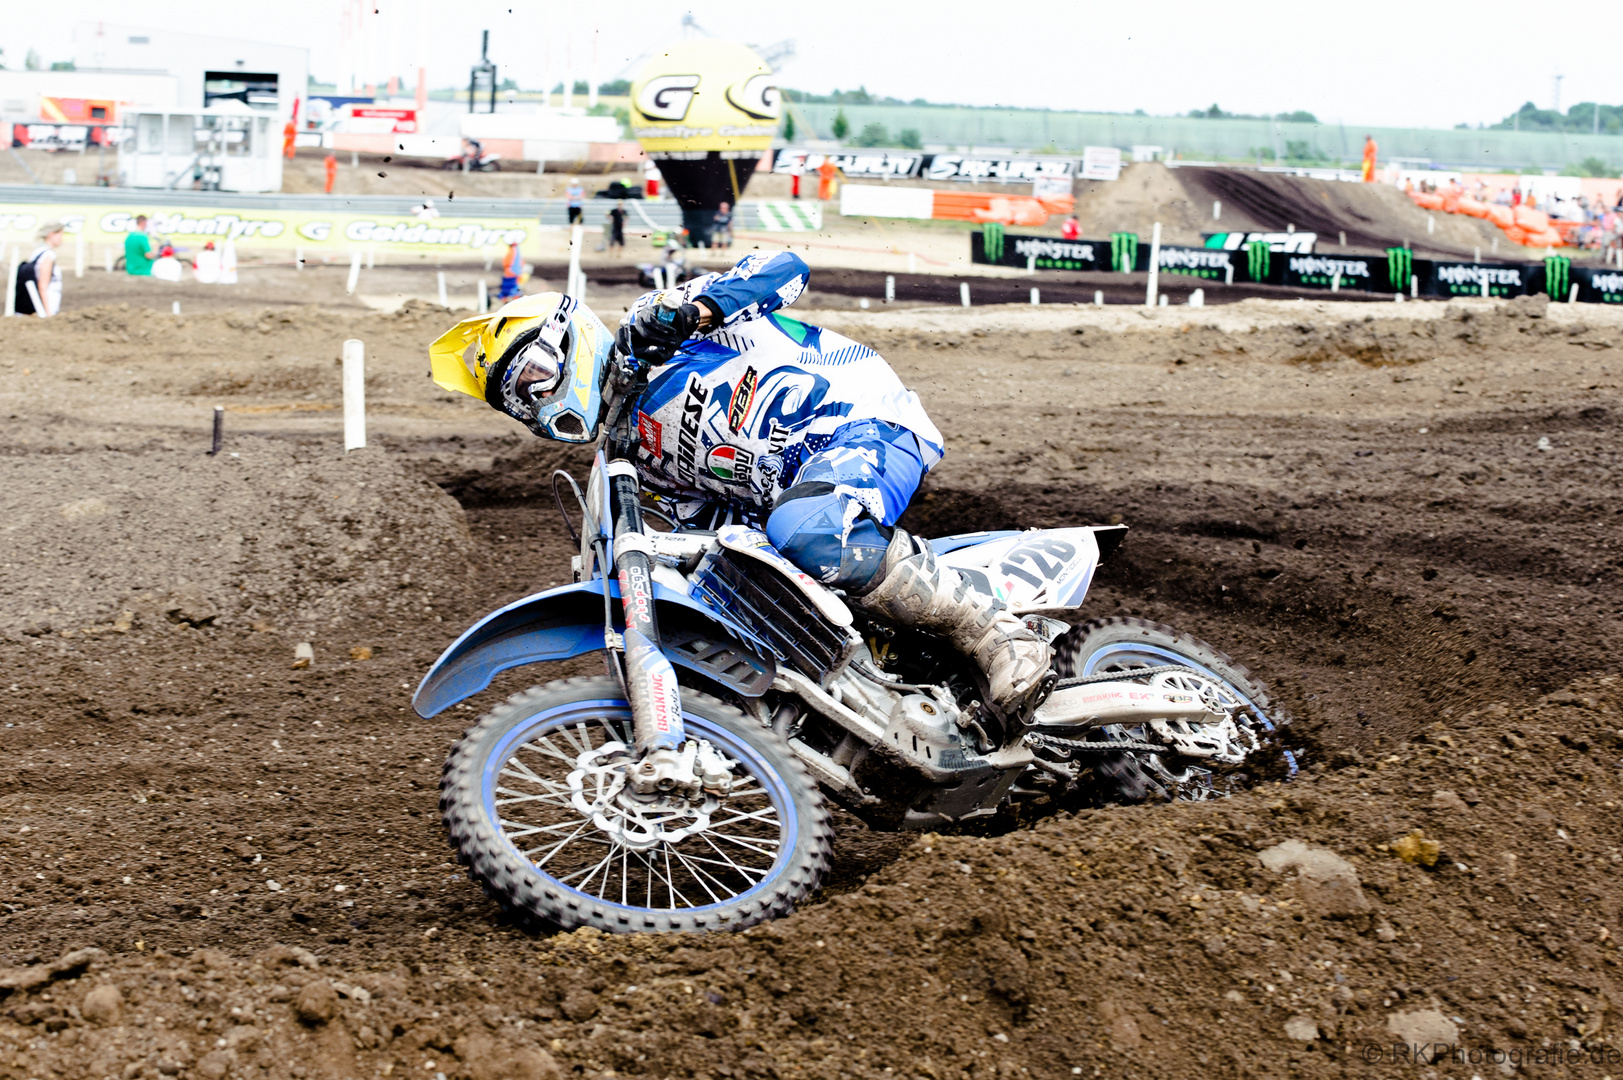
[496,767,571,795]
[671,848,729,904]
[693,837,769,881]
[519,736,579,767]
[707,831,783,857]
[558,846,617,889]
[525,817,596,866]
[706,804,779,830]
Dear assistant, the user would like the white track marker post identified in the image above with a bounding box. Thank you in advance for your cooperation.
[346,251,362,295]
[1189,288,1204,307]
[74,231,84,278]
[1158,293,1168,307]
[858,297,870,309]
[4,247,17,317]
[1030,287,1039,305]
[567,224,584,297]
[1427,216,1434,235]
[477,279,488,313]
[366,246,375,270]
[1474,246,1481,264]
[1144,221,1162,308]
[1340,230,1346,246]
[1491,236,1498,256]
[1225,262,1234,286]
[172,300,180,316]
[959,282,970,307]
[1410,274,1418,299]
[295,246,304,271]
[105,246,114,274]
[1331,271,1341,293]
[1482,271,1490,300]
[884,275,895,303]
[483,248,493,272]
[1026,252,1036,275]
[437,271,448,307]
[1213,200,1221,221]
[1093,289,1103,306]
[342,339,366,451]
[908,252,917,275]
[1570,283,1579,304]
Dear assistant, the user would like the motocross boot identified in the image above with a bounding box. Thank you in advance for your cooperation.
[850,529,1052,719]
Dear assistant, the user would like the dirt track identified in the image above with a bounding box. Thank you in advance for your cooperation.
[1,292,1621,1079]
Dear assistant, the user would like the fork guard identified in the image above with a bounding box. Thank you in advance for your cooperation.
[412,581,775,719]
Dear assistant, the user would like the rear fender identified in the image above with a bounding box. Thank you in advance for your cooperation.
[412,580,774,719]
[936,525,1128,613]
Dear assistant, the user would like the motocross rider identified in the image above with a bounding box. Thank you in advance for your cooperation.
[428,251,1050,718]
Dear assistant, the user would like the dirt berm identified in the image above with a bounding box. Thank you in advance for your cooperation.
[0,296,1620,1079]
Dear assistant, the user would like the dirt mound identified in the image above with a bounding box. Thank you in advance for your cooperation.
[0,435,471,641]
[3,677,1618,1079]
[1074,163,1507,257]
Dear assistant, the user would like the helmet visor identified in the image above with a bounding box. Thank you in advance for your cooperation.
[508,340,564,407]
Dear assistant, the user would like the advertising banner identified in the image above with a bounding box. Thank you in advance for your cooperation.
[1578,266,1623,304]
[348,107,419,134]
[1280,254,1384,291]
[971,228,1103,271]
[1081,146,1122,182]
[1203,231,1317,254]
[926,153,1075,184]
[0,200,533,254]
[1427,261,1532,299]
[771,149,923,179]
[1142,244,1233,279]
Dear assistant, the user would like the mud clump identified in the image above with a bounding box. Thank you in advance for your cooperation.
[0,435,471,641]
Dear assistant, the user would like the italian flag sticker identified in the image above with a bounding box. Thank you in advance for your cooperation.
[707,445,754,482]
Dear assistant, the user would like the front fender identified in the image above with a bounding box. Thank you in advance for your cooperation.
[412,580,774,719]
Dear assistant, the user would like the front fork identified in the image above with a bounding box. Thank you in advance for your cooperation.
[604,460,690,795]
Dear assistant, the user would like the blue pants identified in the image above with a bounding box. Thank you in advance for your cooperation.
[764,420,926,592]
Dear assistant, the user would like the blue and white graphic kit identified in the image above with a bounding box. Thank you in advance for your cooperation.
[625,251,944,528]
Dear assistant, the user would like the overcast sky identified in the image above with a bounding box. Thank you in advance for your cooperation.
[4,0,1615,130]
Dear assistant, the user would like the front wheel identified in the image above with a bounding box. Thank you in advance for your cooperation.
[440,676,831,933]
[1050,617,1289,802]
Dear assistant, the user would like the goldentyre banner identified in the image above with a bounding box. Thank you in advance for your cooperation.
[0,203,532,254]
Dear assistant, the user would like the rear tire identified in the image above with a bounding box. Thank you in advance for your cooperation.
[1051,617,1287,802]
[440,676,832,933]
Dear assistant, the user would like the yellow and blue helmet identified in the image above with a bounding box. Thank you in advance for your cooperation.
[428,292,613,444]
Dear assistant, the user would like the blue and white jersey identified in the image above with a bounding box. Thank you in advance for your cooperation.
[627,252,944,526]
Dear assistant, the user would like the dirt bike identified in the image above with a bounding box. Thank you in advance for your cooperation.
[415,348,1289,934]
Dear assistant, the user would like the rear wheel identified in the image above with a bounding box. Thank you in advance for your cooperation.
[440,676,831,933]
[1050,617,1288,802]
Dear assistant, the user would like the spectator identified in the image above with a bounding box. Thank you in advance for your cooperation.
[567,178,584,225]
[194,241,221,284]
[712,201,733,249]
[498,241,524,300]
[608,201,627,252]
[13,220,64,316]
[124,215,157,277]
[1061,215,1080,240]
[323,152,338,194]
[817,157,840,201]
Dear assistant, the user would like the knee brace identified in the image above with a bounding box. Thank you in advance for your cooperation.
[764,481,895,592]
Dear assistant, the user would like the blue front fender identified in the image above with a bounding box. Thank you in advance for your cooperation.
[412,579,773,719]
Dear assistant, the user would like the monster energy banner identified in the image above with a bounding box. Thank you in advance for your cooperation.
[1385,248,1415,293]
[1578,266,1623,303]
[1110,232,1139,273]
[1543,256,1572,300]
[971,228,1102,270]
[1280,255,1380,291]
[1428,261,1531,299]
[1142,245,1234,279]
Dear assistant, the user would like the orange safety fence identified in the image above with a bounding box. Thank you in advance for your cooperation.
[1407,188,1567,247]
[930,191,1075,226]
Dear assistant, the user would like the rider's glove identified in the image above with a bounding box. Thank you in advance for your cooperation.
[622,299,701,364]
